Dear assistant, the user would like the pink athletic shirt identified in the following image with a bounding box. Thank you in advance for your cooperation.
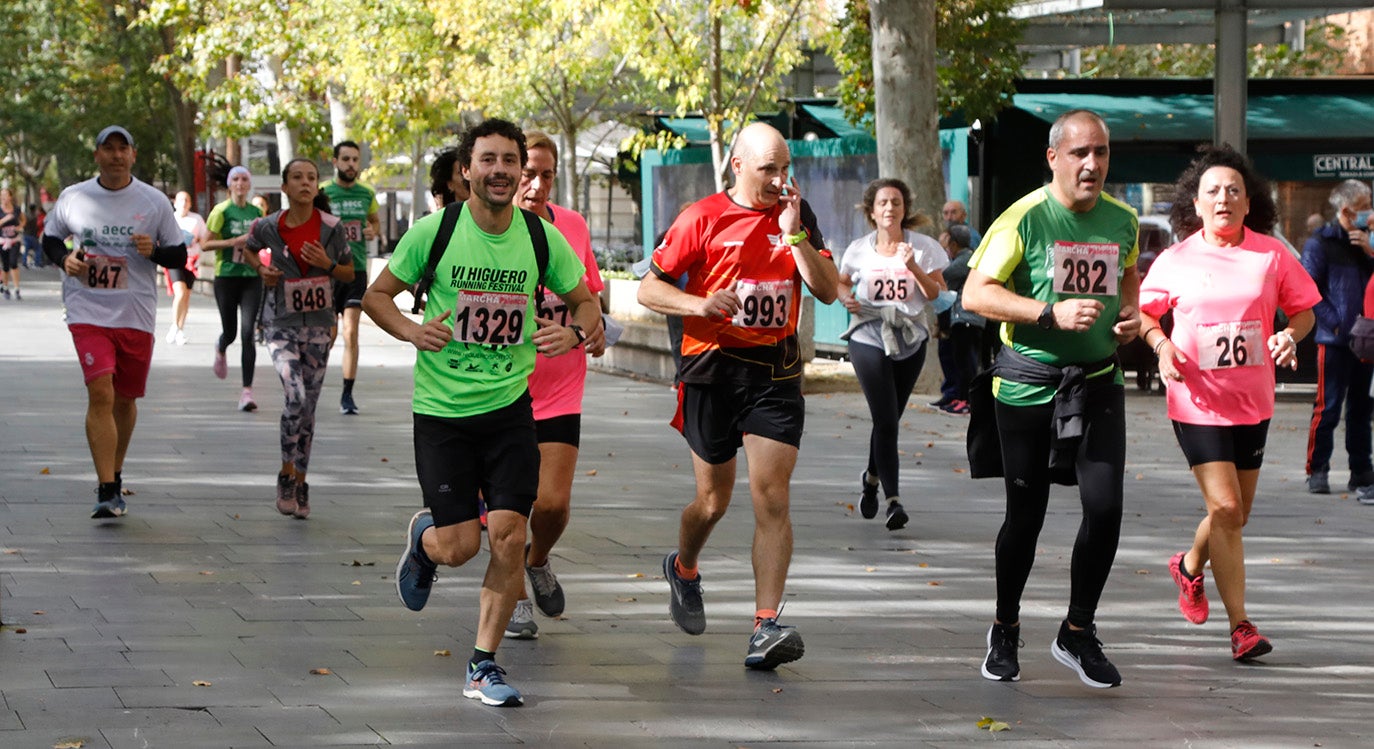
[1139,228,1320,426]
[529,203,604,421]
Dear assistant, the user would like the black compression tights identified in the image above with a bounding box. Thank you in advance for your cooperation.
[849,339,926,499]
[214,276,264,388]
[992,383,1125,628]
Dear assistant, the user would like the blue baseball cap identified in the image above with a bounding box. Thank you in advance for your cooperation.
[96,125,135,147]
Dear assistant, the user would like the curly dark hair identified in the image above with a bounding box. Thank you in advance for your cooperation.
[1168,144,1276,238]
[429,146,460,203]
[859,178,920,230]
[456,118,526,178]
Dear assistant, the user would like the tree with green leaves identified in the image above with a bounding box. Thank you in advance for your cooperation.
[0,0,187,198]
[1075,22,1347,78]
[430,1,649,213]
[625,0,831,191]
[830,0,1025,130]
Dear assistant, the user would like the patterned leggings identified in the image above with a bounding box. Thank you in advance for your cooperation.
[267,326,334,474]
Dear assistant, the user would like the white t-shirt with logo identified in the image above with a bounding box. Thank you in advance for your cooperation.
[44,177,183,333]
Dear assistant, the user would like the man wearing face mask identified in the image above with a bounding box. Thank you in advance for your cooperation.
[1301,179,1374,496]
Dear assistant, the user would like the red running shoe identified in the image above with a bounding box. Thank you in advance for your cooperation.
[1168,552,1208,624]
[1231,620,1272,661]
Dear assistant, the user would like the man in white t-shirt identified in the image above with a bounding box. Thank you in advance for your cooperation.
[42,125,187,519]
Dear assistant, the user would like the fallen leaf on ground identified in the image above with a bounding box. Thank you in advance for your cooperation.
[845,503,855,512]
[1135,473,1145,480]
[13,627,27,633]
[585,469,598,476]
[928,581,941,586]
[616,596,637,602]
[1136,569,1150,575]
[192,680,211,687]
[864,566,878,572]
[351,580,361,585]
[626,573,644,578]
[917,562,928,568]
[199,571,215,576]
[952,467,966,474]
[53,740,86,749]
[926,442,934,447]
[309,668,331,675]
[39,467,50,475]
[977,716,1011,732]
[380,457,389,462]
[434,649,451,657]
[31,611,45,616]
[772,687,783,693]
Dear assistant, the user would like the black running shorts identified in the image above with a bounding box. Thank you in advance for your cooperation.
[413,392,540,527]
[679,380,804,464]
[1172,419,1270,471]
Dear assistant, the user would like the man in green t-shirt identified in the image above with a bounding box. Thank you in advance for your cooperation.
[362,118,601,708]
[963,109,1141,690]
[321,140,380,415]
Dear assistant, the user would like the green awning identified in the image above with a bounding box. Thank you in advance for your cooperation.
[1014,91,1374,141]
[797,103,870,139]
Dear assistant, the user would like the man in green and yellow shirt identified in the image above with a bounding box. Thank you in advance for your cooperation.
[964,109,1140,690]
[321,140,380,415]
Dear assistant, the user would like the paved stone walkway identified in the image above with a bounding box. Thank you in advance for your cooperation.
[1,269,1370,747]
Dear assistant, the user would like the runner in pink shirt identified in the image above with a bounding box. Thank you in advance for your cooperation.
[504,132,608,640]
[1139,145,1320,662]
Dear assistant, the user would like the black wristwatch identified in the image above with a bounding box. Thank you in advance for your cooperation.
[568,324,587,345]
[1036,302,1056,330]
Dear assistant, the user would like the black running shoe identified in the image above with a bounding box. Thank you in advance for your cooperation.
[859,471,879,519]
[885,501,909,531]
[1050,620,1122,688]
[981,622,1021,682]
[663,551,705,635]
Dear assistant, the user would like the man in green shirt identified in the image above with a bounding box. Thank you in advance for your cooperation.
[321,140,380,415]
[362,118,601,708]
[963,109,1140,690]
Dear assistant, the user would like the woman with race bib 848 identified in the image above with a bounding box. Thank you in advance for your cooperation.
[241,158,354,520]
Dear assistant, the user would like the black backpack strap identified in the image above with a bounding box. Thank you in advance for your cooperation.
[520,208,550,308]
[411,202,463,314]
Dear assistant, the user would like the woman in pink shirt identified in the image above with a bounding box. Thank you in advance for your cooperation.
[1139,146,1320,662]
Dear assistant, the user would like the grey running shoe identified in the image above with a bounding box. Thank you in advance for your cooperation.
[981,622,1021,682]
[90,483,124,519]
[396,510,438,611]
[1357,484,1374,505]
[525,550,565,617]
[663,551,705,635]
[504,599,539,640]
[745,617,805,670]
[464,660,523,707]
[1050,620,1122,688]
[1306,472,1330,494]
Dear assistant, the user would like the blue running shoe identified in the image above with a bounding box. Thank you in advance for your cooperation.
[91,483,124,519]
[464,660,523,707]
[663,551,705,635]
[745,617,805,670]
[396,510,437,611]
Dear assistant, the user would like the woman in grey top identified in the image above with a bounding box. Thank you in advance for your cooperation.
[243,158,354,519]
[836,178,947,530]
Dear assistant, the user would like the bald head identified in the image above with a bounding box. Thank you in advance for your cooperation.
[729,123,791,209]
[942,200,967,224]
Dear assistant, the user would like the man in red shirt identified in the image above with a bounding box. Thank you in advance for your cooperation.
[638,122,837,670]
